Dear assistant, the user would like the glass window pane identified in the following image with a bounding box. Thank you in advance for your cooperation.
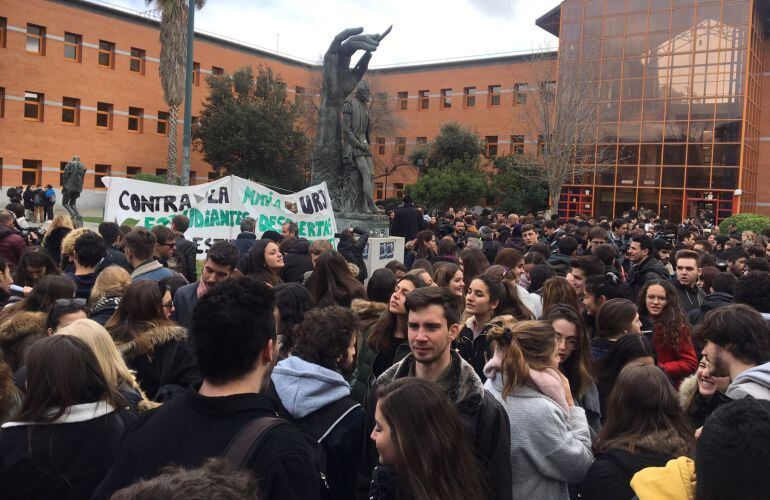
[599,124,618,142]
[671,7,694,31]
[666,99,690,121]
[640,144,663,164]
[711,167,738,189]
[688,121,713,142]
[623,79,644,100]
[687,167,710,188]
[618,167,638,185]
[715,98,743,120]
[640,167,661,186]
[603,37,624,58]
[687,144,712,165]
[641,123,664,142]
[665,122,689,142]
[714,120,741,142]
[626,14,648,35]
[643,100,665,120]
[638,188,661,213]
[64,45,76,59]
[583,18,602,39]
[722,1,750,25]
[615,189,637,215]
[714,144,740,165]
[618,123,641,143]
[662,167,685,187]
[597,168,617,185]
[606,0,626,16]
[623,59,644,78]
[663,145,687,165]
[618,145,640,165]
[621,100,642,121]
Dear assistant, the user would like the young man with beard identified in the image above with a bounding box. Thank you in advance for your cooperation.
[673,250,705,316]
[94,278,320,500]
[270,306,362,500]
[357,287,512,500]
[700,304,770,401]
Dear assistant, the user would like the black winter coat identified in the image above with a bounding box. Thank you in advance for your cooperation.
[175,236,198,283]
[687,292,733,327]
[579,447,672,500]
[233,231,257,254]
[456,321,494,382]
[0,409,127,500]
[390,203,422,242]
[627,257,669,300]
[282,238,313,283]
[337,228,369,282]
[482,239,502,264]
[89,296,120,326]
[92,388,322,500]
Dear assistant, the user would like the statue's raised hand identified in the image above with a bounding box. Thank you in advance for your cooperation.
[322,27,391,103]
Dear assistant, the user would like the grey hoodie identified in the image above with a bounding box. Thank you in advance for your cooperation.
[271,356,351,418]
[726,361,770,401]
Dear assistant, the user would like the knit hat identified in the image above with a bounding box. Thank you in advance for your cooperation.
[261,230,282,242]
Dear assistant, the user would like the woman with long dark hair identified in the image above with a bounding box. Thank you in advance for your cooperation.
[369,378,487,500]
[580,363,694,500]
[0,335,127,498]
[306,250,365,307]
[545,305,601,435]
[434,236,459,264]
[434,262,464,297]
[596,334,657,419]
[404,230,438,270]
[273,283,314,359]
[541,277,581,317]
[237,239,284,286]
[350,275,426,402]
[459,248,489,294]
[13,246,60,288]
[637,280,698,388]
[484,320,594,499]
[591,298,642,363]
[459,273,535,380]
[105,281,199,401]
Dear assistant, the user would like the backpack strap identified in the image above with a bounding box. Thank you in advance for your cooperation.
[307,396,361,443]
[224,417,284,468]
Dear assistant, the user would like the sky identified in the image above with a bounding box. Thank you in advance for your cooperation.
[87,0,561,66]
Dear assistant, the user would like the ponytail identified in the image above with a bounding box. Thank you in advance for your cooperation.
[488,319,558,398]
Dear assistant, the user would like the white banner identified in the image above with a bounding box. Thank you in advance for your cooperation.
[102,176,337,259]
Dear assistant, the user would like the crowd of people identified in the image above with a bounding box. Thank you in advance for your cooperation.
[1,197,770,500]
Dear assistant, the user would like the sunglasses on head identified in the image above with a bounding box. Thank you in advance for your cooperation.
[54,298,87,307]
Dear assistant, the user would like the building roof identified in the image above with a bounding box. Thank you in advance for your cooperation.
[536,3,561,38]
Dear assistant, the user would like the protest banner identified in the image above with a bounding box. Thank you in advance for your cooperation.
[102,176,337,259]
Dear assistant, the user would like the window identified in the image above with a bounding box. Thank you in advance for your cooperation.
[130,48,145,74]
[190,171,198,184]
[295,86,304,105]
[156,168,168,177]
[537,135,545,156]
[24,91,43,120]
[396,137,406,156]
[464,87,476,107]
[440,88,452,109]
[488,85,501,106]
[26,24,45,54]
[486,136,499,158]
[22,159,41,185]
[128,107,143,132]
[64,32,81,61]
[0,17,6,49]
[126,166,141,178]
[376,137,385,155]
[541,81,556,103]
[212,66,224,76]
[96,102,112,129]
[398,91,408,111]
[416,137,428,146]
[418,90,429,110]
[61,97,79,125]
[157,111,169,135]
[513,83,528,105]
[193,62,200,85]
[0,87,4,118]
[394,183,404,198]
[375,182,384,200]
[511,135,525,154]
[94,164,110,188]
[208,171,220,181]
[98,40,115,68]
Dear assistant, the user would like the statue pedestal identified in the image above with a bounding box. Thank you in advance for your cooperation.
[335,212,390,237]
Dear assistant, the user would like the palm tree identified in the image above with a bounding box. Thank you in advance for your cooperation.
[146,0,205,184]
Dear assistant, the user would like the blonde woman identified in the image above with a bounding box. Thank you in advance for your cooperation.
[59,227,89,271]
[89,266,131,326]
[58,318,154,411]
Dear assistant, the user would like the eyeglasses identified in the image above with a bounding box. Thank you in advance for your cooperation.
[55,298,87,307]
[159,242,176,248]
[558,335,579,350]
[162,301,173,309]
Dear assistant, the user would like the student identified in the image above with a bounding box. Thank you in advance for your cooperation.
[369,378,486,500]
[14,246,60,288]
[459,273,534,380]
[66,230,107,299]
[271,306,362,500]
[626,235,668,299]
[484,320,594,500]
[306,250,366,307]
[541,276,581,316]
[124,228,176,282]
[459,247,490,293]
[637,280,698,388]
[274,283,315,359]
[0,335,128,499]
[359,287,512,500]
[171,215,197,283]
[404,229,437,270]
[700,304,770,401]
[582,273,626,338]
[93,278,321,500]
[544,305,601,435]
[350,275,426,402]
[678,357,731,428]
[580,363,694,500]
[173,241,240,330]
[105,281,199,401]
[591,298,642,363]
[671,250,705,315]
[237,238,284,286]
[433,262,464,297]
[596,334,656,420]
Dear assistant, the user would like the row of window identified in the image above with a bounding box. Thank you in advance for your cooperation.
[373,135,532,157]
[392,82,553,110]
[0,18,223,82]
[11,89,174,134]
[15,160,215,188]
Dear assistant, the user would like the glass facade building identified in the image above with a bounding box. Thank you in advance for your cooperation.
[540,0,765,223]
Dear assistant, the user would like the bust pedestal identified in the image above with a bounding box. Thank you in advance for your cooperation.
[335,212,390,237]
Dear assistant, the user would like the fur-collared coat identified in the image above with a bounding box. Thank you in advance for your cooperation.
[357,351,513,500]
[112,323,200,402]
[0,311,46,372]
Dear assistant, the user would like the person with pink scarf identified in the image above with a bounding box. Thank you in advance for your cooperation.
[483,318,594,500]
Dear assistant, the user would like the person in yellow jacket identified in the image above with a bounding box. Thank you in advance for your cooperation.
[630,456,695,500]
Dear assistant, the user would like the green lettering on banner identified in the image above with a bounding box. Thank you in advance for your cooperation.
[192,208,204,227]
[258,214,271,232]
[144,216,155,228]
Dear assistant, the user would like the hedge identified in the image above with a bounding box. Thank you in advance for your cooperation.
[718,213,770,235]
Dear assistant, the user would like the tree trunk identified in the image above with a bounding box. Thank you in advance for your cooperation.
[547,184,561,218]
[166,104,179,184]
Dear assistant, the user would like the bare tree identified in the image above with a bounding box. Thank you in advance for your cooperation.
[523,48,612,215]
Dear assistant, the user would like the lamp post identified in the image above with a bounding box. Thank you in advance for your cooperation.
[180,0,195,186]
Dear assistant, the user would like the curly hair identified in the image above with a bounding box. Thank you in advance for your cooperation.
[637,279,687,350]
[292,306,359,376]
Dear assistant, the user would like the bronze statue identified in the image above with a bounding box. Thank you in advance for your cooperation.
[62,156,85,226]
[342,80,382,213]
[311,27,391,214]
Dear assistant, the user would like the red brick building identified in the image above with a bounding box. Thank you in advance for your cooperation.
[2,0,770,222]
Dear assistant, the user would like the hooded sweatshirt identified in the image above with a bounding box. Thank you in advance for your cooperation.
[271,356,351,418]
[630,456,696,500]
[726,361,770,401]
